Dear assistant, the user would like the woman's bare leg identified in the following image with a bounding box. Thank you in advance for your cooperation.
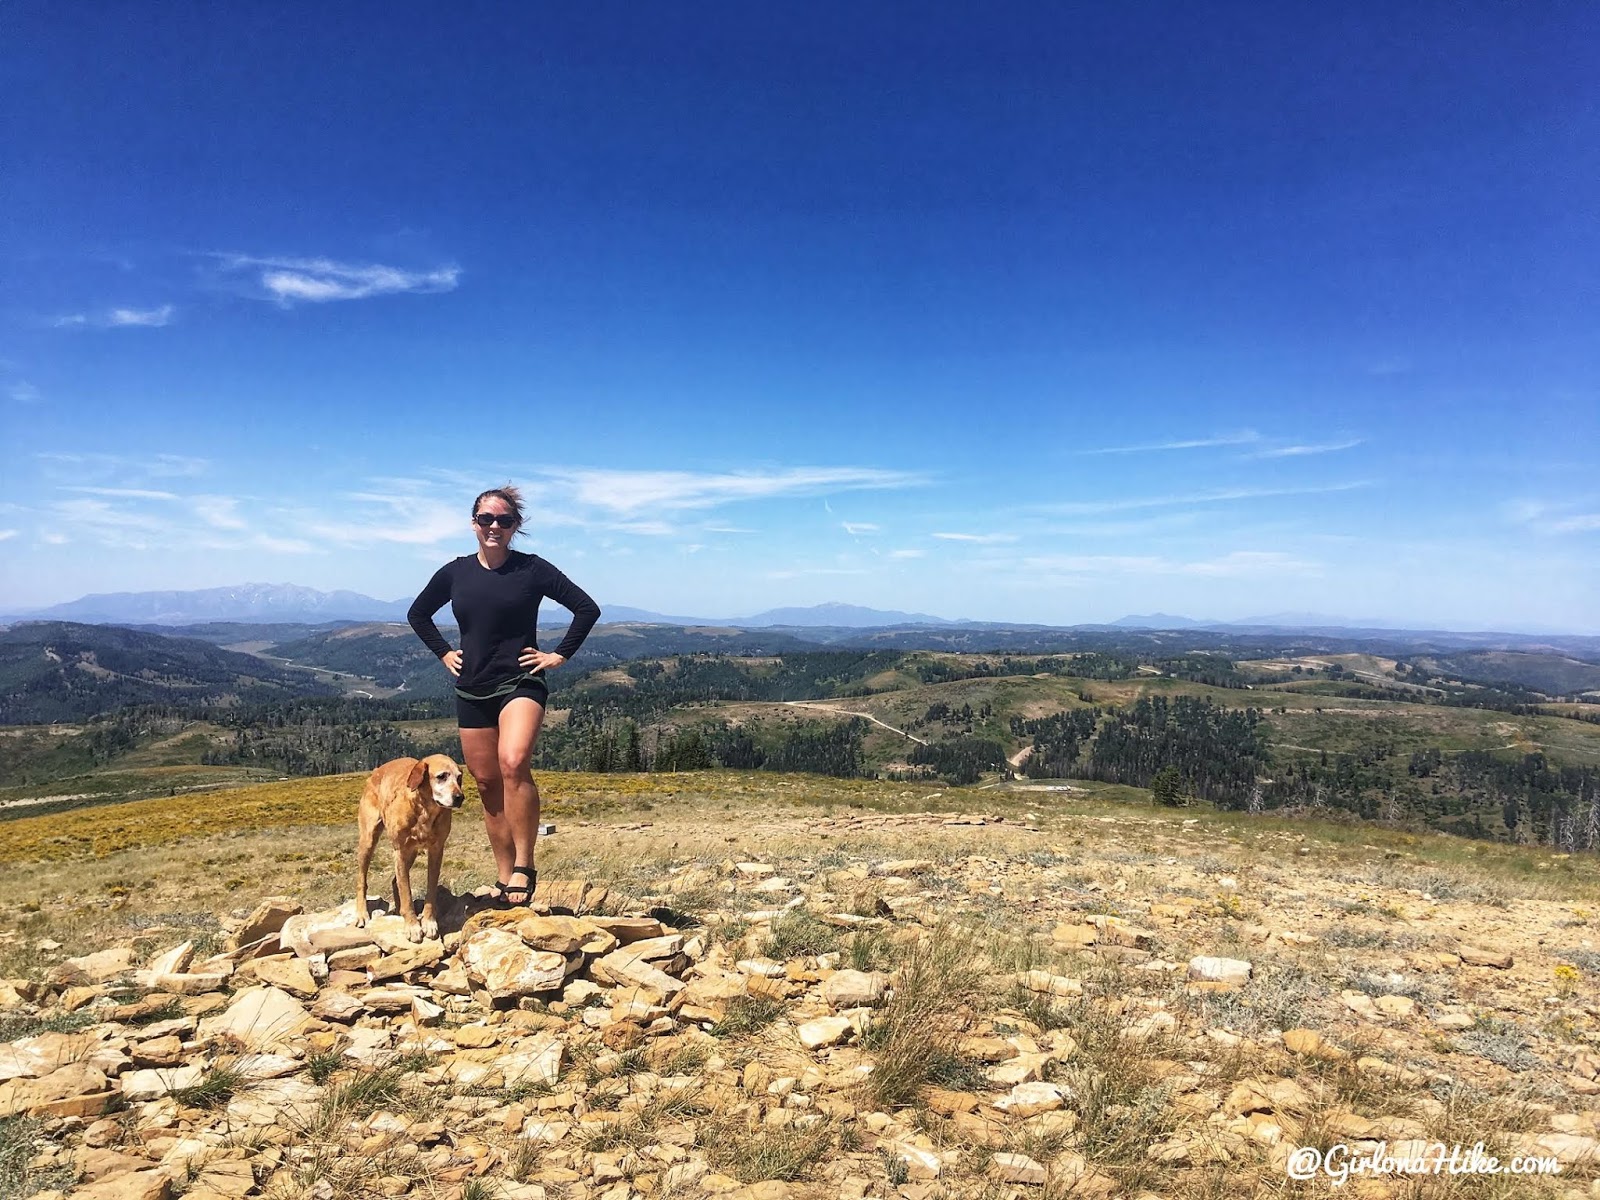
[496,697,546,897]
[459,726,511,886]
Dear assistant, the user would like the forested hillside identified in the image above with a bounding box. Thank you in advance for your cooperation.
[0,622,332,723]
[6,627,1600,853]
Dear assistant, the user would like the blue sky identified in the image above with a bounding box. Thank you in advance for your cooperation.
[2,4,1597,631]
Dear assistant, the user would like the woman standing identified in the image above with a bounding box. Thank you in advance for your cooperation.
[408,485,601,907]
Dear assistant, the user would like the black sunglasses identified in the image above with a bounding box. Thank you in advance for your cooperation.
[473,513,518,528]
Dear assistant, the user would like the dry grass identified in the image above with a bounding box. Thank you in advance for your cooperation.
[4,772,1597,1200]
[700,1112,856,1184]
[860,926,988,1110]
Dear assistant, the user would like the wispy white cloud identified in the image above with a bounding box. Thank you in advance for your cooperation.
[37,452,208,479]
[842,521,879,535]
[764,566,871,579]
[1078,431,1260,456]
[1507,499,1600,535]
[1036,481,1374,516]
[1551,514,1600,533]
[219,255,461,305]
[63,486,181,501]
[300,493,464,546]
[932,531,1018,544]
[1247,438,1363,459]
[110,305,174,327]
[7,382,41,404]
[193,495,248,529]
[0,529,18,542]
[1022,550,1318,578]
[888,548,925,559]
[54,304,175,329]
[541,466,925,516]
[252,534,317,554]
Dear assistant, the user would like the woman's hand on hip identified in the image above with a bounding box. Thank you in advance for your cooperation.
[441,650,463,677]
[519,648,566,674]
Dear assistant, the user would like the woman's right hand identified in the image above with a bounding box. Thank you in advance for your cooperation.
[442,650,463,677]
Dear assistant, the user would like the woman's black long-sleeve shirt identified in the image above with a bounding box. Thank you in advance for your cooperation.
[406,552,601,694]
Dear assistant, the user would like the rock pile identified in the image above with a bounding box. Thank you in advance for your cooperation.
[3,838,1599,1200]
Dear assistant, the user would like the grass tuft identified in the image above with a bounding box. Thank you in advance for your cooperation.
[710,995,787,1040]
[762,909,842,959]
[702,1115,854,1184]
[171,1063,249,1111]
[860,928,986,1109]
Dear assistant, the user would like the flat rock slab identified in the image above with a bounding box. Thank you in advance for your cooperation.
[821,969,888,1010]
[0,1061,110,1118]
[226,897,302,951]
[1188,956,1252,985]
[197,986,313,1050]
[48,947,132,987]
[250,957,319,997]
[458,929,570,1001]
[993,1081,1067,1117]
[797,1017,852,1050]
[122,1066,203,1101]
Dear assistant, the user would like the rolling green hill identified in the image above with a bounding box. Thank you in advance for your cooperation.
[7,633,1600,855]
[0,621,334,724]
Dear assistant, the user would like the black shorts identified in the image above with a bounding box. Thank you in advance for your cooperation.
[455,679,550,729]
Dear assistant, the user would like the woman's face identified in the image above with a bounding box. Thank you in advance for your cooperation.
[472,496,520,553]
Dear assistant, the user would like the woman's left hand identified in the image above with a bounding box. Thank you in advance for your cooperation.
[519,648,566,674]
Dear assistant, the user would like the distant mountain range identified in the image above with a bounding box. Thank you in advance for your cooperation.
[5,584,412,626]
[0,583,1588,639]
[3,586,955,630]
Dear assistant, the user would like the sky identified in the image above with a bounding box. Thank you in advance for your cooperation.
[2,3,1597,632]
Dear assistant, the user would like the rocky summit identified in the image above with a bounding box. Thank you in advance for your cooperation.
[1,798,1599,1200]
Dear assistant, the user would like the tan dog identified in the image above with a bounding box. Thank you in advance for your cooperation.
[355,754,465,942]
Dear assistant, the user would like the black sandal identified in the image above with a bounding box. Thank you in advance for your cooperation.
[503,865,537,908]
[485,879,512,910]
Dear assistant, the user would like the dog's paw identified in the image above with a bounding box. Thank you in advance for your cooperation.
[405,921,424,943]
[421,917,440,940]
[354,912,368,929]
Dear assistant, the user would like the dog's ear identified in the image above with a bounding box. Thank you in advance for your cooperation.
[406,759,429,791]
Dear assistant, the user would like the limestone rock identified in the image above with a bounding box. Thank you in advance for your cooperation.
[70,1169,172,1200]
[1282,1029,1348,1061]
[1187,956,1252,985]
[501,1037,565,1086]
[590,943,685,996]
[1340,990,1381,1021]
[197,987,313,1050]
[0,1061,110,1118]
[1019,970,1082,998]
[797,1017,853,1050]
[153,971,231,996]
[993,1081,1067,1117]
[1051,923,1097,948]
[991,1153,1047,1185]
[881,1140,942,1180]
[987,1054,1050,1086]
[1374,994,1416,1019]
[587,916,666,945]
[226,897,302,951]
[121,1066,203,1101]
[142,941,195,979]
[820,970,888,1010]
[279,904,386,958]
[367,942,444,982]
[310,992,366,1023]
[458,929,569,1001]
[1459,946,1513,969]
[249,957,319,998]
[48,947,132,987]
